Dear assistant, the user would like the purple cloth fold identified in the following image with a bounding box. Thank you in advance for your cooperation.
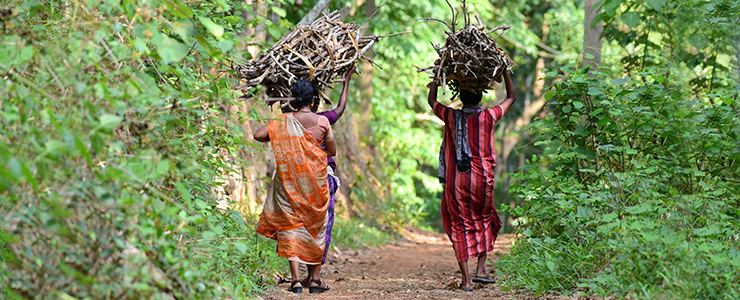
[322,173,339,264]
[317,111,339,170]
[316,110,339,264]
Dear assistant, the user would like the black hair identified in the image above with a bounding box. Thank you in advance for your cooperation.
[287,80,316,111]
[459,89,483,106]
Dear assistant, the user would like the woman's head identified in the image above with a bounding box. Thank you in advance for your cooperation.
[287,80,317,111]
[459,89,483,106]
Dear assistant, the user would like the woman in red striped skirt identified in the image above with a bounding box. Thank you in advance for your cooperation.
[426,71,516,291]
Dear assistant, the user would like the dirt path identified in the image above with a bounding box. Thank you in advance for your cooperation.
[261,227,560,300]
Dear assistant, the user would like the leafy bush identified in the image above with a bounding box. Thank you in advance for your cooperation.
[0,0,285,298]
[498,64,739,298]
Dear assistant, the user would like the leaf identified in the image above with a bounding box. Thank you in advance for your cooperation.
[217,40,234,53]
[688,33,708,50]
[234,242,248,254]
[693,225,720,237]
[645,0,664,10]
[198,17,224,39]
[8,157,23,182]
[156,36,190,63]
[215,0,232,11]
[621,11,641,28]
[43,140,66,157]
[172,20,197,41]
[176,182,193,207]
[610,78,629,85]
[546,260,556,272]
[58,292,78,300]
[19,46,34,63]
[562,105,572,113]
[644,166,658,174]
[270,6,287,18]
[229,210,247,229]
[99,114,123,131]
[573,101,584,109]
[587,87,604,96]
[712,188,726,196]
[132,70,160,96]
[544,91,556,100]
[590,12,603,29]
[602,212,618,223]
[201,230,216,240]
[163,0,194,18]
[574,126,589,136]
[74,136,92,165]
[602,0,624,17]
[156,159,170,175]
[267,27,282,41]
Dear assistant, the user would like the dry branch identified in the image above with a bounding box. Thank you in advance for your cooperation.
[416,0,514,94]
[234,10,401,106]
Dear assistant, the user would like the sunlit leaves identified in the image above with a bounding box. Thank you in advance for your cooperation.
[270,6,287,18]
[198,17,225,39]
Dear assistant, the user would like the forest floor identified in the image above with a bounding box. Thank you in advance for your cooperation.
[260,227,576,300]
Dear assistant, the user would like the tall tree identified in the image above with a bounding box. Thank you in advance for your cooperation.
[359,0,375,138]
[583,0,603,68]
[298,0,333,25]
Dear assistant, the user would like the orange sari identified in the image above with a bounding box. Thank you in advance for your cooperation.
[256,113,330,265]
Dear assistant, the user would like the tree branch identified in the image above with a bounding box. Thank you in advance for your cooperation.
[298,0,333,26]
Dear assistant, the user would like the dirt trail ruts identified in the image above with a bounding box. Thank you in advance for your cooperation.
[260,227,561,300]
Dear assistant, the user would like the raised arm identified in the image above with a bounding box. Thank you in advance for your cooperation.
[498,71,516,114]
[253,124,270,142]
[427,80,439,108]
[332,69,354,119]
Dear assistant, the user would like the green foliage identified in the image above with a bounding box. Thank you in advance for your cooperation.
[0,0,284,298]
[600,0,739,92]
[498,0,740,297]
[498,61,739,298]
[331,217,395,250]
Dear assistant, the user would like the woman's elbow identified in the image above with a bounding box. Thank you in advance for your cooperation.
[326,149,337,157]
[253,134,268,142]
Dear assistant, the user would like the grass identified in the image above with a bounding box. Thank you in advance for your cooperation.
[330,217,396,250]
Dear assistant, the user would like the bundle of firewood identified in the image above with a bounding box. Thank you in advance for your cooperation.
[234,9,404,106]
[416,0,513,94]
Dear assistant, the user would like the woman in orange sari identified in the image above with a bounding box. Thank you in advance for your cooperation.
[253,80,336,294]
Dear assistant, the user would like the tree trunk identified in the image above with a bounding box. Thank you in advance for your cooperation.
[736,38,740,80]
[298,0,333,26]
[220,0,273,215]
[583,0,603,69]
[359,0,375,138]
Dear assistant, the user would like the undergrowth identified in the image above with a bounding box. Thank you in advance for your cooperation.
[0,0,287,298]
[497,64,739,299]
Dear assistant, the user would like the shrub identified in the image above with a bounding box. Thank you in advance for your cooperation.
[498,64,739,299]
